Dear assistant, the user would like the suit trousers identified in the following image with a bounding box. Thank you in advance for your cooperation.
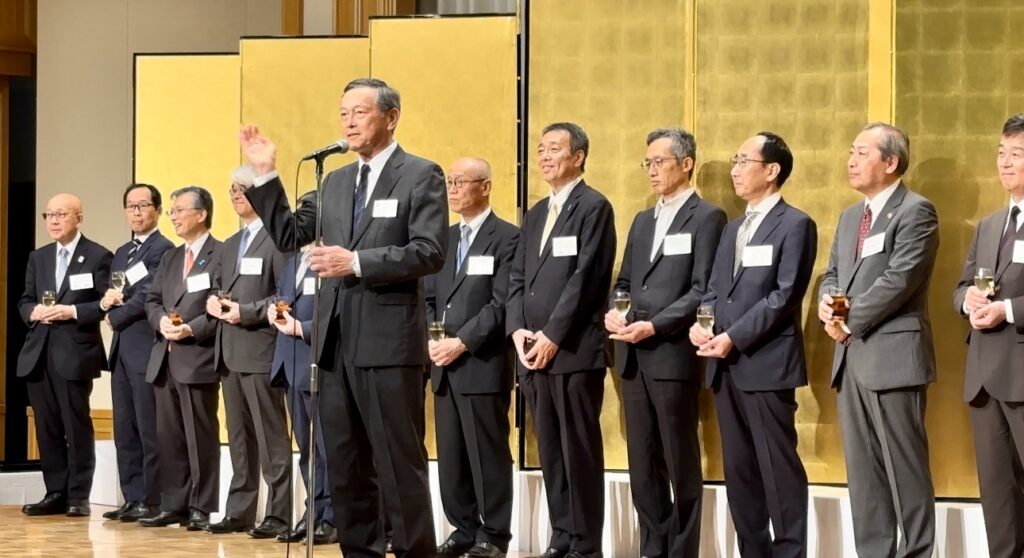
[838,370,934,558]
[153,370,220,514]
[520,369,605,555]
[26,347,95,500]
[287,382,334,524]
[111,355,160,504]
[221,368,292,523]
[714,371,807,558]
[969,389,1024,558]
[621,370,702,558]
[434,375,513,551]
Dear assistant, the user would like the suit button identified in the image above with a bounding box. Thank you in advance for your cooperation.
[727,298,733,303]
[641,285,648,291]
[529,291,535,296]
[446,303,452,309]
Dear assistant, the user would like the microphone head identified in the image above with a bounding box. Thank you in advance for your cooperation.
[335,139,350,153]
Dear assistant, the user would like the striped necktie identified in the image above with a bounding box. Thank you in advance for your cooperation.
[127,238,142,265]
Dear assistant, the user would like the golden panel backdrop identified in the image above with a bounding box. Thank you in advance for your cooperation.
[240,37,370,203]
[893,0,1024,498]
[528,0,691,469]
[369,16,519,459]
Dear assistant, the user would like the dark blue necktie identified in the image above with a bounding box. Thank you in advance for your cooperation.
[352,164,371,237]
[127,238,142,265]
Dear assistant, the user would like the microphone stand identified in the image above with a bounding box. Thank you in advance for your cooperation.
[304,154,327,557]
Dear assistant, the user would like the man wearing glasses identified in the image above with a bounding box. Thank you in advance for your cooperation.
[689,133,816,558]
[605,129,725,558]
[98,183,174,522]
[17,193,113,517]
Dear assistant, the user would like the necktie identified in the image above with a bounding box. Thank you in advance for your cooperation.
[56,247,69,289]
[456,223,472,273]
[539,200,559,256]
[997,206,1021,269]
[733,210,759,276]
[182,247,195,281]
[855,206,873,259]
[127,238,142,265]
[235,227,251,274]
[352,164,371,237]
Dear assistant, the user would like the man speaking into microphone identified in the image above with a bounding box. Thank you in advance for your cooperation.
[239,77,447,558]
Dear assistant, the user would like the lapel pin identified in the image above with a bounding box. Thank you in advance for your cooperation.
[886,212,893,219]
[77,255,85,263]
[197,259,206,267]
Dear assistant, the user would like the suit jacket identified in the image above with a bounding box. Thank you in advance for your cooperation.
[107,232,175,374]
[506,180,617,375]
[425,212,519,394]
[144,236,223,384]
[270,253,315,388]
[612,194,727,381]
[16,236,113,380]
[246,144,448,369]
[703,199,817,391]
[820,183,939,390]
[953,206,1024,401]
[213,226,289,374]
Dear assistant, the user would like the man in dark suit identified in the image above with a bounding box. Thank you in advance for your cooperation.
[605,129,725,558]
[18,193,113,518]
[818,122,938,558]
[689,132,816,558]
[138,186,223,532]
[238,77,447,558]
[426,158,518,558]
[99,183,174,522]
[952,114,1024,558]
[204,166,291,538]
[507,122,616,558]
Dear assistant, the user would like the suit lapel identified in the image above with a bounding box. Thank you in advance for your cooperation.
[57,238,89,300]
[226,227,268,291]
[845,185,906,289]
[532,182,586,284]
[448,214,496,300]
[352,147,406,247]
[997,209,1024,280]
[728,201,786,295]
[173,239,215,306]
[336,165,356,248]
[643,195,698,282]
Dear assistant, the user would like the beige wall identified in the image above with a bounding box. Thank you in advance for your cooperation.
[35,0,280,408]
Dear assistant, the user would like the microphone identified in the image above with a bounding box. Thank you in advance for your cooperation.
[301,139,350,161]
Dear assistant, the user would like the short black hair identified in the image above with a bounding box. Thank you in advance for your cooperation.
[123,183,162,209]
[1003,114,1024,139]
[756,131,794,187]
[542,122,590,172]
[171,185,214,229]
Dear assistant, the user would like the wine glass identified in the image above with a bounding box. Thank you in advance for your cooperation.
[975,267,995,297]
[428,320,446,342]
[41,290,56,324]
[696,304,715,332]
[613,290,631,319]
[110,271,127,293]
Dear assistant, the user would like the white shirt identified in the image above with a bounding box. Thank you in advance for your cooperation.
[459,207,492,250]
[651,187,694,261]
[296,247,312,285]
[1005,196,1024,234]
[863,180,901,227]
[133,226,158,245]
[547,176,583,215]
[743,192,783,238]
[184,232,210,268]
[239,218,264,247]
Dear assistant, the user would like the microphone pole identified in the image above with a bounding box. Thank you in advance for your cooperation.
[305,153,326,557]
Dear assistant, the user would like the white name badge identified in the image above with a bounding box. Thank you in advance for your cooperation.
[125,261,148,285]
[69,273,94,291]
[239,257,263,275]
[1012,239,1024,264]
[741,245,773,268]
[861,233,885,258]
[372,199,398,218]
[662,233,692,256]
[303,277,316,296]
[186,272,211,293]
[551,236,578,257]
[467,255,495,276]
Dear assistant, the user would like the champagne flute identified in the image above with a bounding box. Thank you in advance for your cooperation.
[41,290,56,324]
[696,304,715,332]
[826,285,849,321]
[975,267,995,297]
[110,271,127,293]
[428,320,446,342]
[613,290,631,319]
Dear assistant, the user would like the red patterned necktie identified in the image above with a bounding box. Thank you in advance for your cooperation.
[855,206,872,259]
[182,247,195,281]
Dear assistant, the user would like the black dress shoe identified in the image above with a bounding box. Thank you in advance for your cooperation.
[462,541,506,558]
[22,493,67,516]
[276,517,307,542]
[187,510,210,531]
[66,499,91,517]
[312,521,337,545]
[438,538,474,557]
[103,500,137,520]
[139,510,188,527]
[205,516,248,533]
[564,552,602,558]
[528,549,568,558]
[120,503,158,522]
[248,516,289,539]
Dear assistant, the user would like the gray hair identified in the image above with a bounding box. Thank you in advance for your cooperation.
[171,185,214,229]
[862,122,910,175]
[231,165,256,187]
[647,128,697,177]
[344,77,401,113]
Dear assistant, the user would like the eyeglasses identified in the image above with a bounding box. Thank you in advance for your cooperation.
[125,202,155,213]
[165,207,201,217]
[730,155,768,167]
[229,184,250,195]
[41,211,77,222]
[640,157,681,172]
[445,177,487,190]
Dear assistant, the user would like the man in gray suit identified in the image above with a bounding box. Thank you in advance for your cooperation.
[204,166,291,538]
[818,122,938,558]
[952,113,1024,558]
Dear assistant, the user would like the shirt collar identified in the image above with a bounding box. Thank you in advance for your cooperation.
[864,179,901,216]
[549,176,583,209]
[459,207,492,232]
[242,218,263,236]
[358,140,399,175]
[658,187,695,212]
[186,232,210,255]
[746,191,782,215]
[133,226,159,244]
[58,231,83,256]
[1009,195,1024,215]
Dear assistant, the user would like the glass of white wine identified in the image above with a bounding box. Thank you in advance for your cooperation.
[975,267,995,297]
[613,290,631,320]
[41,290,57,324]
[697,303,715,333]
[428,320,446,342]
[110,271,127,293]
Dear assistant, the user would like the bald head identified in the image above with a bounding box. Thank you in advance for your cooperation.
[447,157,493,220]
[44,193,84,244]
